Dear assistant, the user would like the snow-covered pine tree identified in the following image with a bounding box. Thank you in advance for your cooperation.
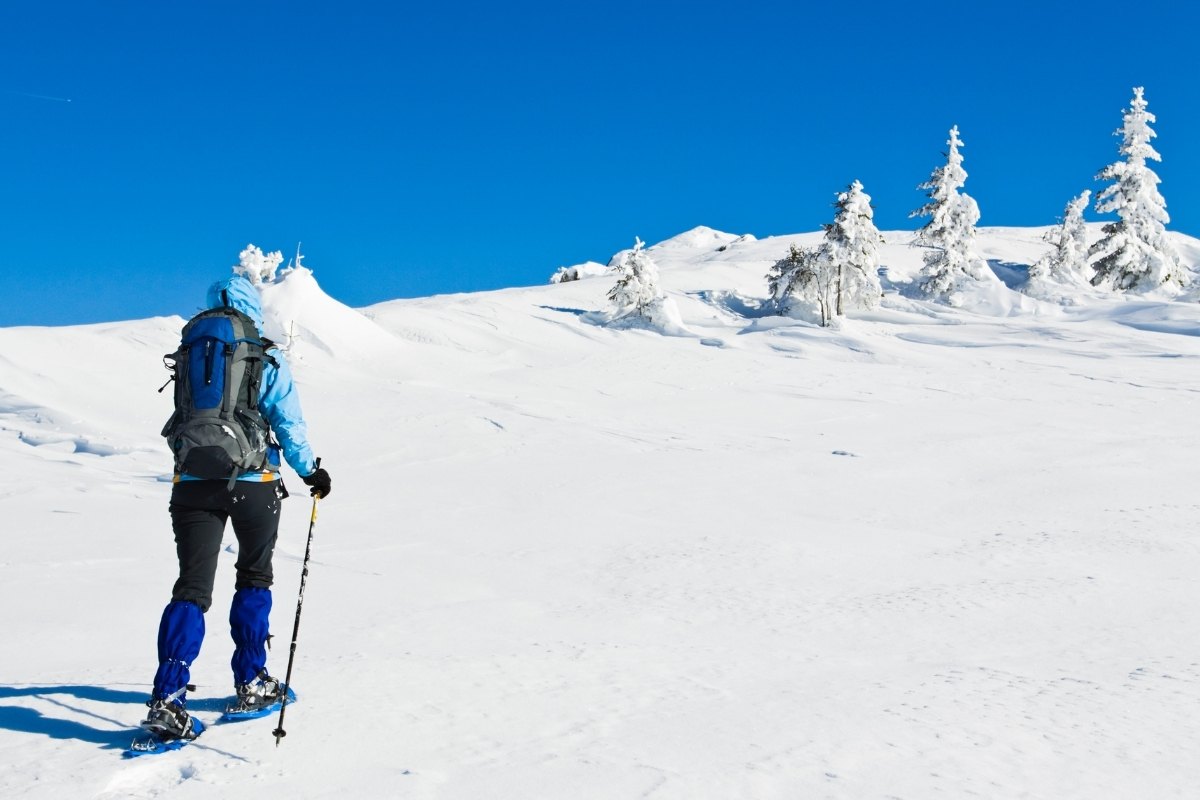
[597,237,688,333]
[234,244,284,285]
[766,244,805,310]
[1087,87,1185,292]
[1028,190,1092,291]
[824,180,884,314]
[608,237,665,318]
[910,126,992,300]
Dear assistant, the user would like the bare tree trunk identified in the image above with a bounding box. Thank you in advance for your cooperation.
[836,263,844,317]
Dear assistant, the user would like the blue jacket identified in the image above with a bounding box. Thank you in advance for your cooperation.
[181,275,317,480]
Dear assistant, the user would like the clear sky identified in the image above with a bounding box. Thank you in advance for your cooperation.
[1,0,1197,326]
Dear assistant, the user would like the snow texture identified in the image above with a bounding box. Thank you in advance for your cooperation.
[3,226,1200,799]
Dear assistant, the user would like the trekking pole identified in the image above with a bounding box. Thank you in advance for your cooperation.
[273,469,321,746]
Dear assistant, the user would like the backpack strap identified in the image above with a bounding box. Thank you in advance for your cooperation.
[260,338,280,371]
[221,341,235,414]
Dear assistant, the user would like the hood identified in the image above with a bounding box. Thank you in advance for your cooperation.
[206,275,265,331]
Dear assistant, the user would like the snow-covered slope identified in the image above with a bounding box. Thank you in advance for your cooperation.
[3,228,1200,799]
[257,266,401,359]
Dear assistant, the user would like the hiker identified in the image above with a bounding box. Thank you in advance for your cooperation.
[141,274,332,740]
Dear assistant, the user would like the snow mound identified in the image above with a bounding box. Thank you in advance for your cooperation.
[550,261,609,283]
[649,225,742,253]
[583,295,692,337]
[606,227,748,270]
[1170,230,1200,276]
[940,271,1038,316]
[0,316,183,467]
[716,233,757,252]
[257,267,399,359]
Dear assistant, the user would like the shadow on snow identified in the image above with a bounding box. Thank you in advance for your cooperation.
[988,259,1031,291]
[0,683,231,750]
[0,685,151,748]
[536,305,588,316]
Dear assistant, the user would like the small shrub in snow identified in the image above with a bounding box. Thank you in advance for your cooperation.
[1088,87,1185,293]
[910,126,993,302]
[234,244,284,285]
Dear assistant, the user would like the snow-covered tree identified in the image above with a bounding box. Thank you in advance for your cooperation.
[608,238,662,312]
[824,180,884,314]
[766,244,836,325]
[1087,87,1185,292]
[910,126,992,300]
[1027,190,1092,292]
[767,244,810,307]
[234,244,284,285]
[596,237,687,333]
[767,182,883,326]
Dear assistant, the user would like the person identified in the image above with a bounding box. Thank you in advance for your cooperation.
[141,274,332,740]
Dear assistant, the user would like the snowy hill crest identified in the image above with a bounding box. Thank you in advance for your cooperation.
[256,266,400,359]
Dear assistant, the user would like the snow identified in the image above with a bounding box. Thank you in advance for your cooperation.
[257,267,399,359]
[549,261,608,284]
[3,226,1200,798]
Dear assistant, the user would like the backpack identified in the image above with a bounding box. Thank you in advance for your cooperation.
[160,307,277,486]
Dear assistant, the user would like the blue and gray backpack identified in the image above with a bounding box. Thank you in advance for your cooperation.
[160,307,277,486]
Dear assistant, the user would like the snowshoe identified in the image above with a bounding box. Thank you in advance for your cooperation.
[139,698,199,740]
[126,701,205,757]
[222,673,296,720]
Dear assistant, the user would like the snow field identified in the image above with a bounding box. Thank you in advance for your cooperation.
[2,225,1200,798]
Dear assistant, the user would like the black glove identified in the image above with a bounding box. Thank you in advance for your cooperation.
[302,466,331,499]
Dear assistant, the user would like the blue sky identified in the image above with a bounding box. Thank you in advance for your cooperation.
[1,0,1197,326]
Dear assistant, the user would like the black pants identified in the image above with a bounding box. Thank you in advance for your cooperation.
[169,480,285,612]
